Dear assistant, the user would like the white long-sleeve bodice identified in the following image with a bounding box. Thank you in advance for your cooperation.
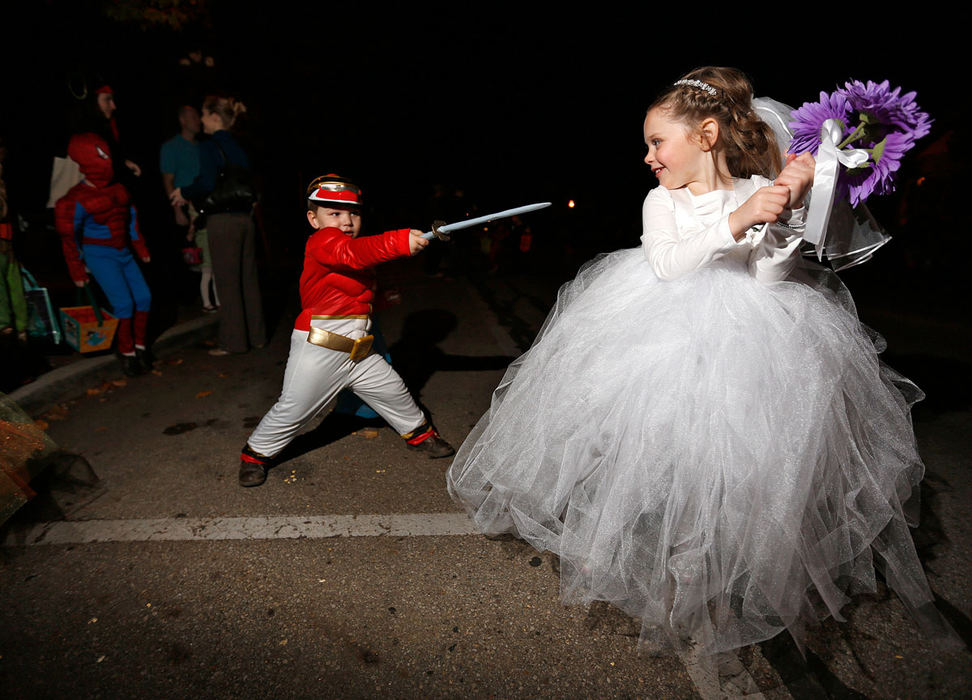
[641,176,805,283]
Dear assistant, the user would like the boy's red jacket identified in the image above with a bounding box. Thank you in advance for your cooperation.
[295,226,411,331]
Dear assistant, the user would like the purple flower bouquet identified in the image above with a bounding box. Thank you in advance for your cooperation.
[789,80,931,206]
[784,80,931,266]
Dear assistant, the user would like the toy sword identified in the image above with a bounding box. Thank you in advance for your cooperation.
[421,202,551,241]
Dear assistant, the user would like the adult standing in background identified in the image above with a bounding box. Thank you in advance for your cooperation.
[50,77,143,207]
[160,105,201,231]
[170,96,264,355]
[92,84,142,183]
[160,105,218,312]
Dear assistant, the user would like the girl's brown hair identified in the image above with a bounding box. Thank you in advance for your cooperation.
[650,67,781,179]
[202,95,247,130]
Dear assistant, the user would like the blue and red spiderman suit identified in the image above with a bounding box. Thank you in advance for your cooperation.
[54,133,151,355]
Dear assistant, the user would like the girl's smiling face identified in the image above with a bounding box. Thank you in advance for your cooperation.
[643,107,710,193]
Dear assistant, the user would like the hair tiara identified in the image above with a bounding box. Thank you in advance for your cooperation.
[674,79,718,97]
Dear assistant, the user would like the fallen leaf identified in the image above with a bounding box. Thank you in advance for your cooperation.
[217,372,229,378]
[96,655,105,663]
[152,369,163,376]
[95,426,108,432]
[41,405,69,421]
[196,391,212,399]
[168,358,184,365]
[111,379,127,387]
[279,639,288,646]
[88,617,98,624]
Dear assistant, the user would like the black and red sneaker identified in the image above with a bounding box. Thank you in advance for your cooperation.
[239,444,271,487]
[405,426,455,459]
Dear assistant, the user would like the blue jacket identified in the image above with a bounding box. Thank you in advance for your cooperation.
[180,130,251,209]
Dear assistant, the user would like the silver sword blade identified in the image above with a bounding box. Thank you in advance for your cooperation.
[421,202,551,240]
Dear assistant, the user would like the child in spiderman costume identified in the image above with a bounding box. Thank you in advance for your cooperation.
[55,132,152,376]
[239,174,454,487]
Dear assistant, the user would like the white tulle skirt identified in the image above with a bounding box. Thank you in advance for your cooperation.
[447,248,940,654]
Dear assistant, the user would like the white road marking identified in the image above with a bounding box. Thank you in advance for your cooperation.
[3,510,787,697]
[2,512,481,546]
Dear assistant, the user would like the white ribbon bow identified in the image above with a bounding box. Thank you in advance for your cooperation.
[803,119,870,256]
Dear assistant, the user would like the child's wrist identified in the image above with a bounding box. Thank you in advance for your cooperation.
[728,212,751,241]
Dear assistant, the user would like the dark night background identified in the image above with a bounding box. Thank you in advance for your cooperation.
[1,10,969,695]
[0,2,967,327]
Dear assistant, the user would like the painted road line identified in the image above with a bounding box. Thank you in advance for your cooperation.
[2,512,482,546]
[3,509,789,698]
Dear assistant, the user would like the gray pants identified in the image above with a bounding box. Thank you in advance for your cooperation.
[247,318,426,458]
[208,212,266,353]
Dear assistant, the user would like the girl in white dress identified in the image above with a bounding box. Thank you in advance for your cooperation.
[446,66,950,654]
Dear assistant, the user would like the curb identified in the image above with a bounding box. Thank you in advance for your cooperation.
[8,314,219,417]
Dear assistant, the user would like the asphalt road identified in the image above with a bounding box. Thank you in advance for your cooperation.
[2,254,970,698]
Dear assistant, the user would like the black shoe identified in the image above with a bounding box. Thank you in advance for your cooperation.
[407,434,456,459]
[120,354,145,377]
[239,460,267,487]
[239,444,270,487]
[135,347,154,372]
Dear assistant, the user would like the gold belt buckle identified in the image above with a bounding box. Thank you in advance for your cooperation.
[349,334,374,363]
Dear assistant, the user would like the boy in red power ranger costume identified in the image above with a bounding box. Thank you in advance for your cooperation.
[55,132,152,376]
[239,175,454,487]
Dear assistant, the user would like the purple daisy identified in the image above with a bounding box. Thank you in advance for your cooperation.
[843,80,931,140]
[843,80,900,124]
[788,90,854,155]
[788,80,931,206]
[843,130,912,206]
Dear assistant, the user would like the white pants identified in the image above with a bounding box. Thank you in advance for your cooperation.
[247,318,425,458]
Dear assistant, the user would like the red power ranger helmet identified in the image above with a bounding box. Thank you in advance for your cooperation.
[306,174,361,206]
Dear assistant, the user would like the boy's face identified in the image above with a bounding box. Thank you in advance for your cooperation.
[307,204,362,237]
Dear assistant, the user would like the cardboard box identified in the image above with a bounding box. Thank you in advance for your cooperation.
[59,306,118,353]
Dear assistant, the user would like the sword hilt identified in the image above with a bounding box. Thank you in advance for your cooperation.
[431,220,451,242]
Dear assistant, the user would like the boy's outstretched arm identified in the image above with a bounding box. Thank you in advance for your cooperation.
[309,226,416,271]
